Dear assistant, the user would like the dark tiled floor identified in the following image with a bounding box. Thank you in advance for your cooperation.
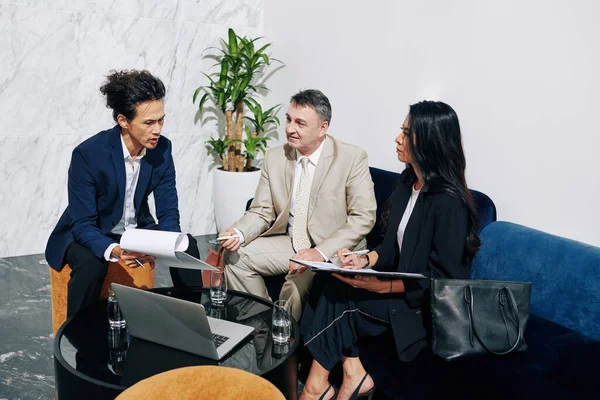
[0,235,220,400]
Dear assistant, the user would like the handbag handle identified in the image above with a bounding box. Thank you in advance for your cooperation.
[465,285,523,355]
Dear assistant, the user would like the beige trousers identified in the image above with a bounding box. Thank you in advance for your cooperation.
[223,235,315,321]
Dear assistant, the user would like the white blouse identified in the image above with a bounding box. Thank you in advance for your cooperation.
[397,186,421,252]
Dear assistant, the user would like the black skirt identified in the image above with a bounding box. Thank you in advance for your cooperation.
[300,274,394,371]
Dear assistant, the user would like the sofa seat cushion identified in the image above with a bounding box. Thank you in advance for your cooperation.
[544,327,600,397]
[361,314,598,399]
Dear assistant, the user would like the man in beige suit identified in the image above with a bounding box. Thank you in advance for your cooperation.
[219,89,376,320]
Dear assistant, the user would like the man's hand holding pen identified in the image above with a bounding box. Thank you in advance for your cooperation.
[218,229,242,252]
[111,245,155,268]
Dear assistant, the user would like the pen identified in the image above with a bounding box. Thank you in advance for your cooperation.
[134,258,146,269]
[341,250,369,256]
[217,235,240,241]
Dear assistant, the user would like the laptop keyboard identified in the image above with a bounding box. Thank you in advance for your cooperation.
[212,333,229,348]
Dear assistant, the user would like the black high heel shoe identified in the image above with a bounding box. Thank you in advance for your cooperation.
[349,373,375,400]
[318,383,337,400]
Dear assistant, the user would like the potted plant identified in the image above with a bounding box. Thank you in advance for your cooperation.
[194,28,283,230]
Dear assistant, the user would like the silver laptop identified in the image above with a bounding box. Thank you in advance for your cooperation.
[112,284,255,360]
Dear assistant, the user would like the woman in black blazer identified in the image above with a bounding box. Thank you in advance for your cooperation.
[299,101,481,400]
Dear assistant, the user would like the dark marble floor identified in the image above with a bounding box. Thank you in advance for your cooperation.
[0,235,220,400]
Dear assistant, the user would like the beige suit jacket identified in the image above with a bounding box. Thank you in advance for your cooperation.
[231,135,377,258]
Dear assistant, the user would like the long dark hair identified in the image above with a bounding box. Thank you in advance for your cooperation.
[406,100,480,265]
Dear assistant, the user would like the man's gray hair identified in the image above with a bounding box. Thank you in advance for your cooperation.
[290,89,332,125]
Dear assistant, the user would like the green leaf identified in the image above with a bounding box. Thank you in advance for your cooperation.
[255,43,272,55]
[192,87,203,104]
[219,62,229,86]
[264,104,280,115]
[228,28,238,55]
[243,99,257,114]
[201,72,218,86]
[239,75,251,92]
[260,53,269,65]
[197,93,210,114]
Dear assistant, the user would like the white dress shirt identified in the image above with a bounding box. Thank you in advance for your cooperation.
[103,136,146,261]
[234,140,328,259]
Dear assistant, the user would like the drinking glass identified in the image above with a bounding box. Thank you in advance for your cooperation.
[107,326,129,375]
[107,286,126,328]
[210,270,227,305]
[206,303,228,319]
[272,340,291,359]
[272,300,291,344]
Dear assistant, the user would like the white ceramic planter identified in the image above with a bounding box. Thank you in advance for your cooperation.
[213,168,261,232]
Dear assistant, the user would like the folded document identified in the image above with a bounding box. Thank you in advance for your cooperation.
[290,259,426,279]
[120,229,218,271]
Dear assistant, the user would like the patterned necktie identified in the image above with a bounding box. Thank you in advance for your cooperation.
[293,157,311,251]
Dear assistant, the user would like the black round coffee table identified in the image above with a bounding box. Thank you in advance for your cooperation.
[54,288,299,399]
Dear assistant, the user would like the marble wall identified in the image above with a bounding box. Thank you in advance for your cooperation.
[0,0,264,257]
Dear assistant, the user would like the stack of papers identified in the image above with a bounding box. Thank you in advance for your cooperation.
[289,259,426,279]
[120,229,218,271]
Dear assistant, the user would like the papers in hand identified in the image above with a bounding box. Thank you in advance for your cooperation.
[120,229,218,271]
[290,259,426,279]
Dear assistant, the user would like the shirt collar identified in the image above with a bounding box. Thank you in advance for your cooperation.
[296,138,325,167]
[120,135,146,160]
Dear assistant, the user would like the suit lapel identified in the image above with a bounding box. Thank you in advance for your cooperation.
[272,144,295,229]
[308,136,333,219]
[134,156,152,211]
[284,144,296,196]
[109,127,126,209]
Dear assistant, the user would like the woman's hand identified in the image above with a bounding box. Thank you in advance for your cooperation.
[332,273,391,294]
[336,248,368,270]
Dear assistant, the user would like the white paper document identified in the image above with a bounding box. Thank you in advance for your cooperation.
[120,229,218,271]
[290,259,426,280]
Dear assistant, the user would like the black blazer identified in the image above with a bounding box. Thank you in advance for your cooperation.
[373,170,470,361]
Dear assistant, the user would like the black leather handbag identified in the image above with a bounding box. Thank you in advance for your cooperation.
[430,279,532,361]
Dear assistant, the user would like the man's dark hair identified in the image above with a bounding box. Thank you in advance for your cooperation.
[100,69,166,122]
[290,89,332,125]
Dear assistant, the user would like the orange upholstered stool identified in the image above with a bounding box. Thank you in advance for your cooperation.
[49,259,155,334]
[115,366,286,400]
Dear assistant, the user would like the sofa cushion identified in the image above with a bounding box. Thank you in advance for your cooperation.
[544,329,600,397]
[362,314,597,399]
[471,189,496,233]
[365,167,401,249]
[472,221,600,341]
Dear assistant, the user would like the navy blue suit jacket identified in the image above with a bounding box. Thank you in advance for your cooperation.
[45,125,181,270]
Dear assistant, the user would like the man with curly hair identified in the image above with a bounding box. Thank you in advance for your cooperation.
[46,70,201,317]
